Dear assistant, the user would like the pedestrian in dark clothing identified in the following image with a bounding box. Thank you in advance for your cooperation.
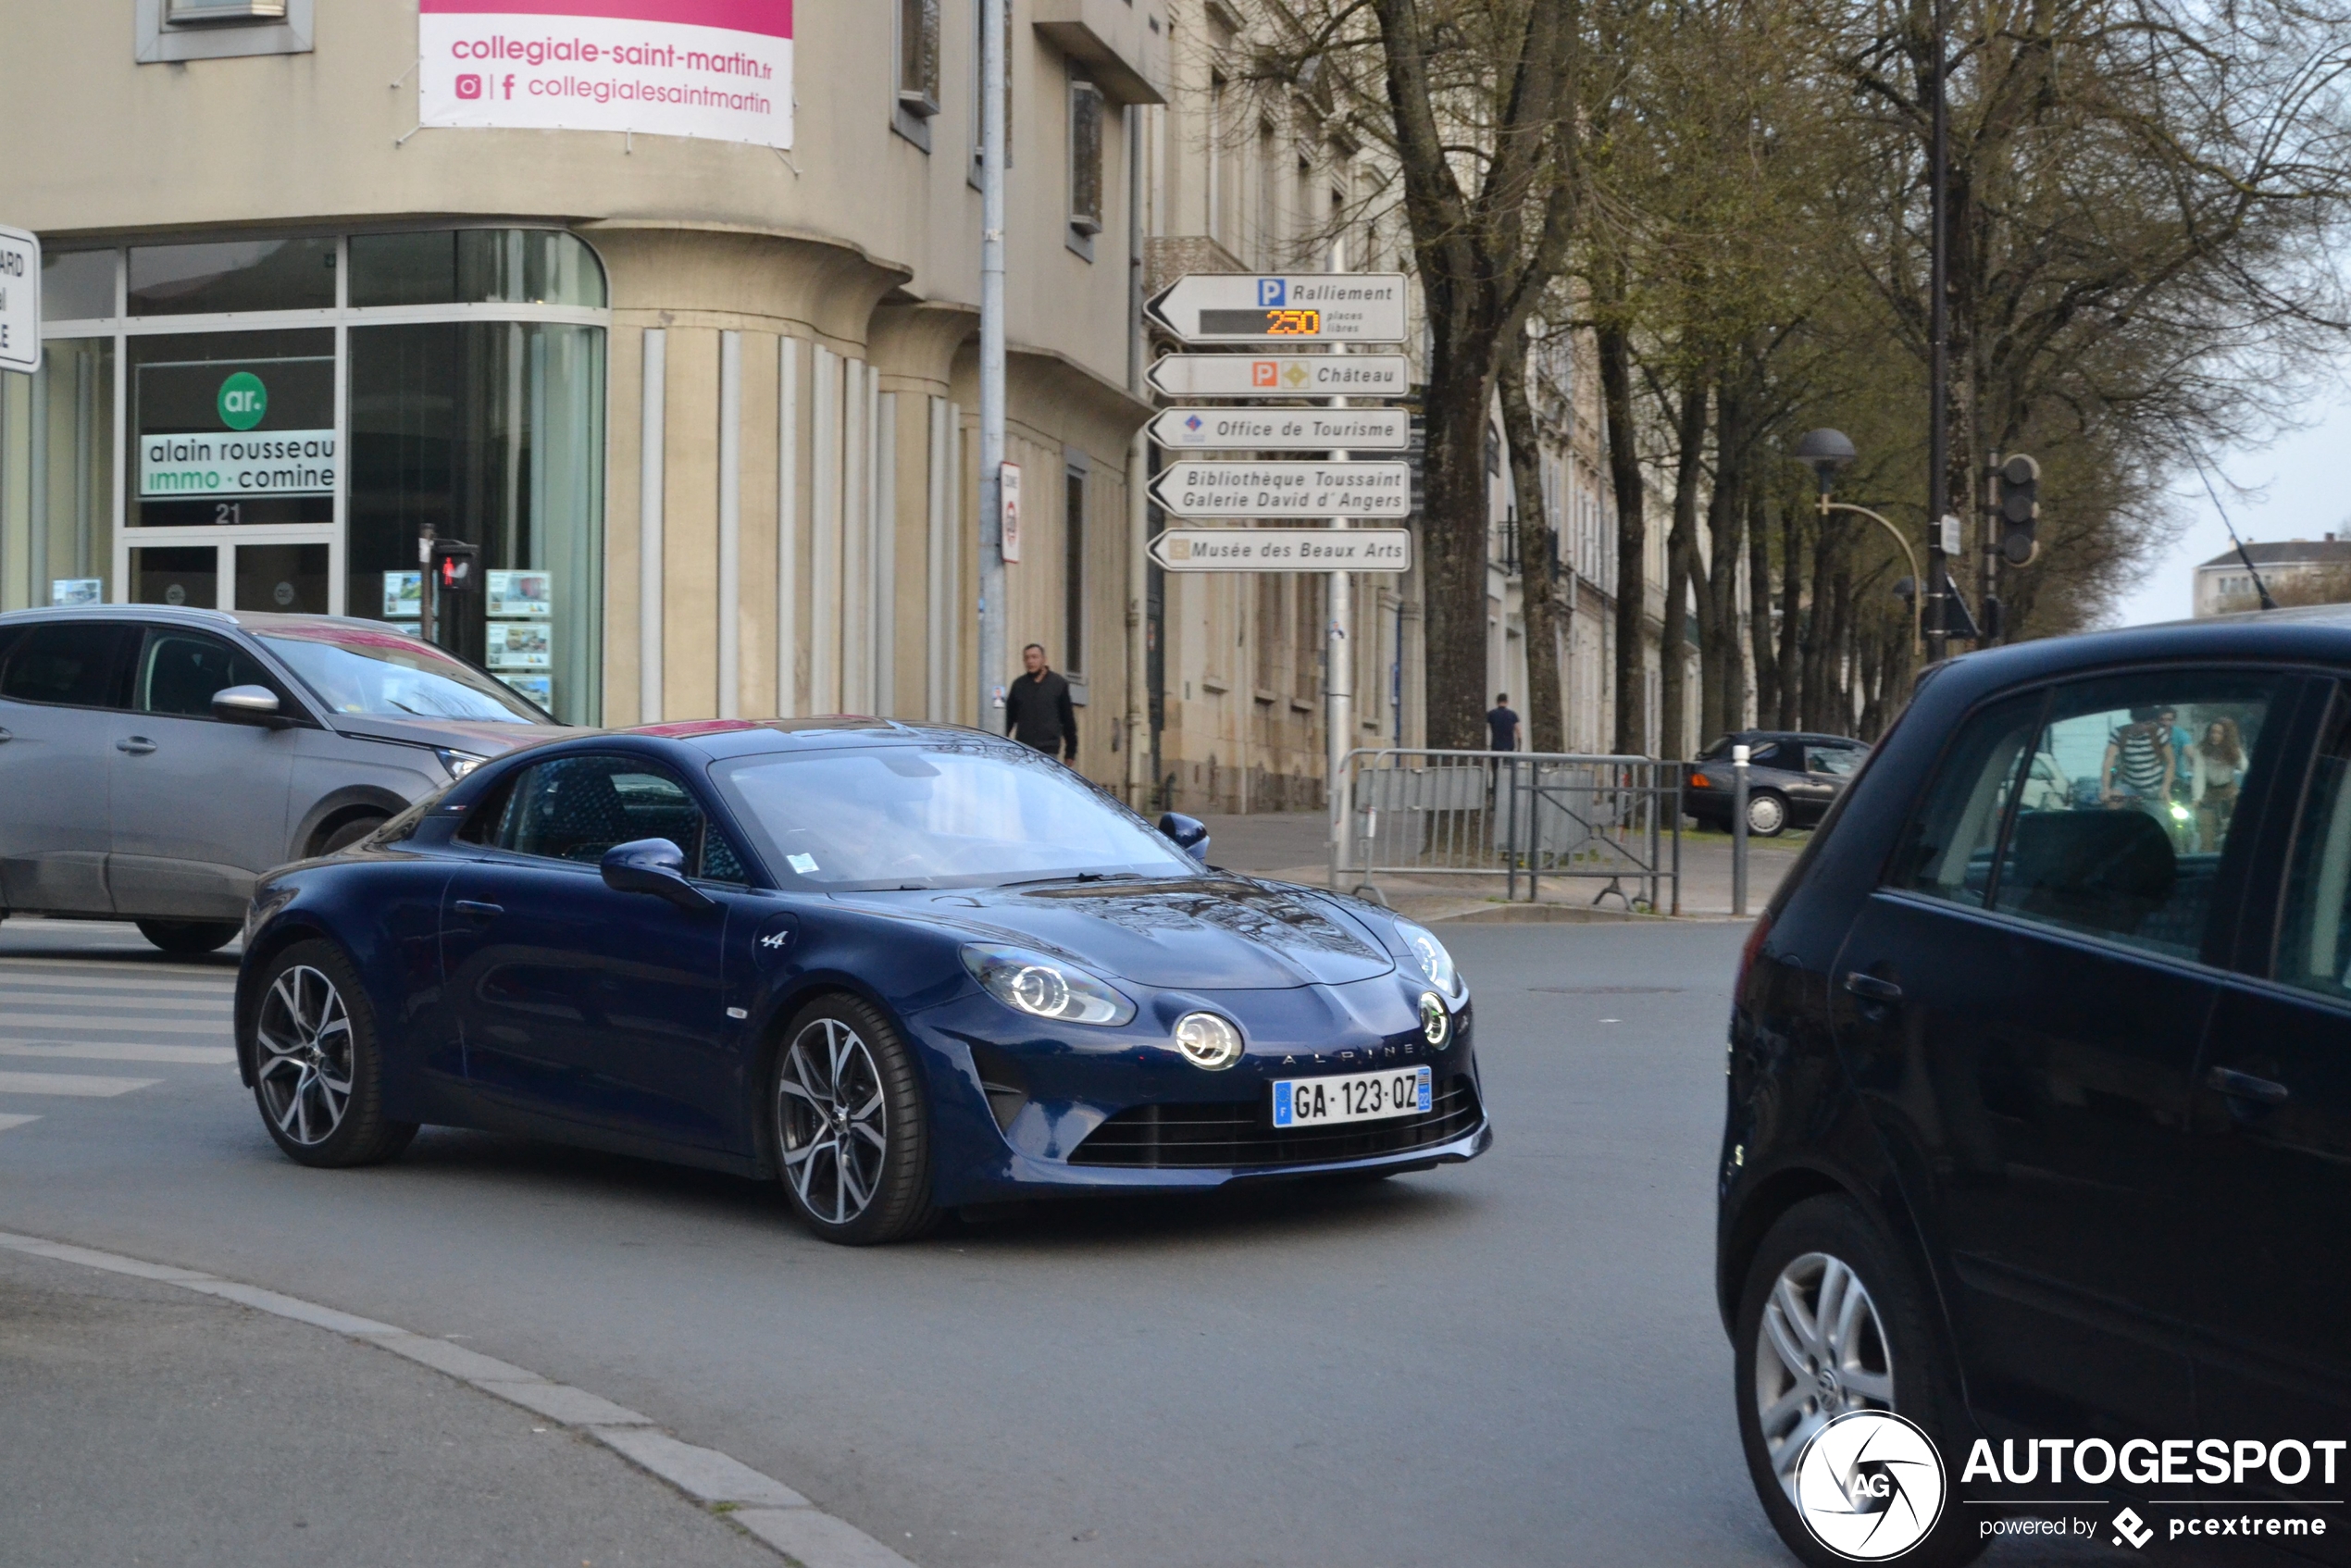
[1005,643,1077,761]
[1486,694,1521,754]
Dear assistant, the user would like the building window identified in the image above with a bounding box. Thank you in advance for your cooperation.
[1294,577,1320,702]
[167,0,284,20]
[1064,466,1087,678]
[895,0,940,150]
[971,0,1014,176]
[138,0,312,62]
[1068,80,1106,240]
[1207,74,1228,246]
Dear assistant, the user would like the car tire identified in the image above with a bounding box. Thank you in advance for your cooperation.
[313,814,388,857]
[249,939,418,1169]
[135,919,240,957]
[1745,790,1789,837]
[1735,1194,1984,1568]
[769,994,938,1246]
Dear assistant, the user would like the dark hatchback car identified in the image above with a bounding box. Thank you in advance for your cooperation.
[1721,608,2351,1564]
[1684,731,1868,837]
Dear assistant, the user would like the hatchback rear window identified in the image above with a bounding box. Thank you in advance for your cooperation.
[0,623,135,708]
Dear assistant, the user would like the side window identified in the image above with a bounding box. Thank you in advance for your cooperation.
[2275,695,2351,1003]
[0,623,136,709]
[1808,745,1861,778]
[494,753,745,878]
[1993,673,2282,960]
[136,631,279,718]
[1888,692,2048,908]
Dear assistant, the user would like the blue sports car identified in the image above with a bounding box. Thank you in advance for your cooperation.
[234,720,1489,1242]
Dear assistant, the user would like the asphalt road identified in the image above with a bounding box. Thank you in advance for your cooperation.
[0,915,2146,1566]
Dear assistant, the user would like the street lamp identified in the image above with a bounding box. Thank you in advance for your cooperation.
[1792,429,1922,660]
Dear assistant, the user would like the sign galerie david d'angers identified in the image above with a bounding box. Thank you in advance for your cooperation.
[419,0,794,151]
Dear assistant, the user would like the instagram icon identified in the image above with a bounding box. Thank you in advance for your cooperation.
[455,73,482,99]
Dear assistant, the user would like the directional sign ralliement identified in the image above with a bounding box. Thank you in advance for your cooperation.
[1151,528,1413,573]
[0,224,40,377]
[1147,353,1412,400]
[1149,406,1412,453]
[1146,274,1409,343]
[1149,461,1414,520]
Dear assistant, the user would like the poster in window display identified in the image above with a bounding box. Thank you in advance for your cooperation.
[488,621,553,670]
[51,579,104,607]
[487,569,553,617]
[500,673,554,709]
[383,570,424,619]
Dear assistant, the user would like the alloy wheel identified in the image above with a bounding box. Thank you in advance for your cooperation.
[255,964,355,1147]
[776,1017,889,1226]
[1754,1250,1896,1498]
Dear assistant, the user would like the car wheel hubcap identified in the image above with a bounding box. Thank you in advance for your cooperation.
[776,1018,887,1226]
[1750,797,1784,833]
[1756,1250,1895,1499]
[255,964,354,1147]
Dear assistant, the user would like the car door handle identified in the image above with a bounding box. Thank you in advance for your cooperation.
[453,901,504,922]
[1843,972,1904,1004]
[0,727,12,741]
[2206,1065,2289,1105]
[116,737,156,755]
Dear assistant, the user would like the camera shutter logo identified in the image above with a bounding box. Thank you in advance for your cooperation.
[218,371,267,432]
[1792,1410,1947,1561]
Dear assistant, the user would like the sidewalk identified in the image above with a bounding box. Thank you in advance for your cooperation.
[1195,811,1792,920]
[0,1245,780,1568]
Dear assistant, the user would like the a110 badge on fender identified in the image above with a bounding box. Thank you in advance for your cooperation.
[1274,1066,1432,1128]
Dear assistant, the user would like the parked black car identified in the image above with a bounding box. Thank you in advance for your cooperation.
[1720,607,2351,1564]
[1683,731,1868,837]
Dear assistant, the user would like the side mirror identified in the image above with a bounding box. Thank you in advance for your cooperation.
[212,684,290,728]
[600,838,716,911]
[1158,812,1212,865]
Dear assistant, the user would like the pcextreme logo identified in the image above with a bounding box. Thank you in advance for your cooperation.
[1793,1411,1947,1561]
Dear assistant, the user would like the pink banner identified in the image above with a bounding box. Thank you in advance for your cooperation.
[420,0,790,40]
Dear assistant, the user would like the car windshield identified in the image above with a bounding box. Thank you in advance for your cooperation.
[710,743,1198,890]
[259,626,546,724]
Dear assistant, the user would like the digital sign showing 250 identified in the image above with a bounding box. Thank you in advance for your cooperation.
[1198,308,1324,336]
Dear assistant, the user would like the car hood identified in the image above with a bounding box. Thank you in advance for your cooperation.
[852,877,1399,990]
[321,713,559,756]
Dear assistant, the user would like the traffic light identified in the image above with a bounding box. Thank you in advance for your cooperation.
[430,539,479,596]
[1996,454,2040,566]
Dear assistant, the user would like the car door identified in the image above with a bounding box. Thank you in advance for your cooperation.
[442,752,750,1150]
[2184,678,2351,1482]
[1832,668,2288,1437]
[106,626,303,921]
[0,620,140,915]
[1799,743,1862,825]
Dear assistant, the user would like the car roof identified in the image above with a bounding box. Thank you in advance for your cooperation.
[1923,604,2351,700]
[0,604,400,639]
[1720,730,1866,747]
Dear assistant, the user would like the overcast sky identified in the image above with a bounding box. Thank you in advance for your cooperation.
[2106,392,2351,627]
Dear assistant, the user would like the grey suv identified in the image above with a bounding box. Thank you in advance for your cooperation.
[0,606,562,954]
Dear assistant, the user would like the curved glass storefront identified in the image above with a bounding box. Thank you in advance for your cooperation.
[0,228,608,724]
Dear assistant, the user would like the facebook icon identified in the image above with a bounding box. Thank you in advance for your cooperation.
[1258,279,1287,307]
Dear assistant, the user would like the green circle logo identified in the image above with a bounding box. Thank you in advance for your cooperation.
[218,371,267,431]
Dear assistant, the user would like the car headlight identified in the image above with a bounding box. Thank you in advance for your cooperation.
[435,748,485,779]
[1395,919,1460,995]
[1419,992,1451,1049]
[1172,1011,1245,1070]
[961,944,1135,1027]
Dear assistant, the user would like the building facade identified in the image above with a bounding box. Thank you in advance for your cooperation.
[2195,537,2351,616]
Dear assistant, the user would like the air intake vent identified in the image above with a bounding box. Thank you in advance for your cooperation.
[1070,1076,1481,1169]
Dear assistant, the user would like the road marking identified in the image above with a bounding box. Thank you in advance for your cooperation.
[0,986,232,1004]
[0,1114,39,1134]
[0,1071,164,1097]
[0,1014,229,1034]
[0,1042,235,1065]
[0,1229,921,1568]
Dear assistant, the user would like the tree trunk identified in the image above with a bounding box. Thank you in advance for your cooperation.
[1598,319,1648,756]
[1658,371,1710,761]
[1415,332,1502,750]
[1747,479,1779,727]
[1776,500,1803,729]
[1497,347,1563,753]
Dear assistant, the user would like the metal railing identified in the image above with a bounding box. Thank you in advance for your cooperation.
[1331,749,1683,915]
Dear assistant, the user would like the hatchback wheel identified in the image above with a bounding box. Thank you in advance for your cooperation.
[770,996,937,1245]
[1735,1195,1984,1568]
[313,814,388,857]
[251,940,417,1168]
[136,919,239,957]
[1745,790,1789,837]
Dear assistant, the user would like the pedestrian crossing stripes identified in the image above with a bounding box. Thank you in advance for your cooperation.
[0,1043,237,1065]
[0,1114,38,1133]
[0,1071,163,1098]
[0,954,237,1135]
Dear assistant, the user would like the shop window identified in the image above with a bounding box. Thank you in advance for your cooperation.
[0,338,117,611]
[1068,80,1105,243]
[349,321,605,726]
[127,329,337,531]
[349,230,607,311]
[129,239,335,317]
[42,252,118,322]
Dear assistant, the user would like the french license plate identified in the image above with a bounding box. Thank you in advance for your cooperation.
[1273,1065,1432,1128]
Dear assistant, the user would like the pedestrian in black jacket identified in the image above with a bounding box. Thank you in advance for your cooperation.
[1005,643,1077,761]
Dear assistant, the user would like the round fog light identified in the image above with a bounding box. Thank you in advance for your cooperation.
[1419,992,1451,1048]
[1173,1012,1244,1070]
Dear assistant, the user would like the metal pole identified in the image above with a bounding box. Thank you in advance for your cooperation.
[1925,0,1950,662]
[1325,247,1353,876]
[1731,742,1750,918]
[977,0,1009,726]
[1126,104,1150,807]
[418,522,438,647]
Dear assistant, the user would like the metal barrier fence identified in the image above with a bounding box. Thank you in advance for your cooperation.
[1331,749,1683,915]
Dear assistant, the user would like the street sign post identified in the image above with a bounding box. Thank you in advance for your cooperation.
[1148,460,1412,520]
[1148,405,1410,453]
[0,224,40,376]
[1145,274,1408,343]
[1150,528,1412,573]
[1146,353,1411,400]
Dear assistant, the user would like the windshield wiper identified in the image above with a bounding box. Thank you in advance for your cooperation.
[997,871,1145,890]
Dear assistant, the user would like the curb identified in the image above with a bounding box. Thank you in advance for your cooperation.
[0,1228,914,1568]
